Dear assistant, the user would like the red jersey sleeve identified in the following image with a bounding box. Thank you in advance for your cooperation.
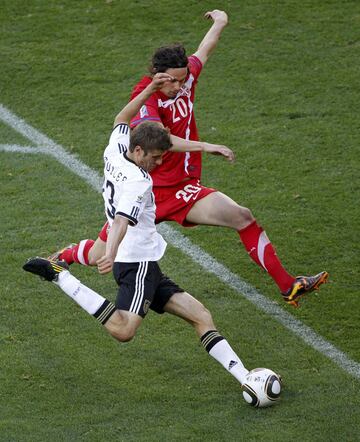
[188,55,203,81]
[130,77,162,128]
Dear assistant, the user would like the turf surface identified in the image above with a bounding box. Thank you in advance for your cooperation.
[1,1,359,440]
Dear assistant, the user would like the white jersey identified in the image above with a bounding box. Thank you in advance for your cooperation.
[102,123,167,263]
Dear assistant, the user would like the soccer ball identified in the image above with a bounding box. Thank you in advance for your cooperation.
[242,368,282,408]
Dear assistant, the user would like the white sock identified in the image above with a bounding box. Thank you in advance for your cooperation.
[201,330,249,384]
[55,270,106,315]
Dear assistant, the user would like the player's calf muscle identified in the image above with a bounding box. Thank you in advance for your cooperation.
[88,239,106,266]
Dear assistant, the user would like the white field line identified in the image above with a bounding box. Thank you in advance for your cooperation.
[1,103,359,380]
[0,144,48,154]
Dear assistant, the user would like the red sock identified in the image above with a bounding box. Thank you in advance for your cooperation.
[72,239,95,265]
[238,220,295,293]
[59,240,94,266]
[59,246,76,264]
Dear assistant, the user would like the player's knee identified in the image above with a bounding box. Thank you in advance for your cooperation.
[111,328,136,343]
[105,310,141,343]
[235,206,254,229]
[196,304,214,328]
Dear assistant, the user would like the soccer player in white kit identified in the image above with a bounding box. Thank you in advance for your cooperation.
[23,73,251,388]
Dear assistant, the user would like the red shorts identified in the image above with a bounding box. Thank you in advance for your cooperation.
[98,178,216,241]
[154,178,216,227]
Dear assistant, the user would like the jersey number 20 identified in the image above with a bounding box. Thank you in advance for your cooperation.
[175,184,201,203]
[170,98,188,123]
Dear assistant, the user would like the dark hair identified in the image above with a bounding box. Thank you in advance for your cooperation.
[149,44,188,74]
[129,121,172,155]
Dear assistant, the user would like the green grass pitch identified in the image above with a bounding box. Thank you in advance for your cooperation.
[1,1,359,440]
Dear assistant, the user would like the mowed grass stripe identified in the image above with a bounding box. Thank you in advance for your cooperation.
[1,102,359,380]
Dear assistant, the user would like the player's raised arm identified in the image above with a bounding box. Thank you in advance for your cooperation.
[193,10,228,66]
[114,73,173,126]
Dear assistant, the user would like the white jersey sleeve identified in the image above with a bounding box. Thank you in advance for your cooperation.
[107,123,130,155]
[115,178,151,226]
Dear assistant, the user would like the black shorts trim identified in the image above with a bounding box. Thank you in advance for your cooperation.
[113,261,184,318]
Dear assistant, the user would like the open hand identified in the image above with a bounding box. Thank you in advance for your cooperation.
[151,72,174,90]
[202,142,235,162]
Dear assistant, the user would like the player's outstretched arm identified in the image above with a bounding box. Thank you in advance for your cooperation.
[114,73,173,126]
[96,215,129,274]
[193,10,228,66]
[201,142,235,162]
[170,134,235,162]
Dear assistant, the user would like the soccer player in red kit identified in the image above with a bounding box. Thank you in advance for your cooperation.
[129,43,211,225]
[52,10,328,307]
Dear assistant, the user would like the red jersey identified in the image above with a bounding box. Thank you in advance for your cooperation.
[130,55,203,187]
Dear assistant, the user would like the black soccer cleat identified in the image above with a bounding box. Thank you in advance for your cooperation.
[282,271,329,307]
[23,257,69,282]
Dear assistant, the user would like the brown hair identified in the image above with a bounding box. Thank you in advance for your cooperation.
[129,121,172,155]
[149,44,188,74]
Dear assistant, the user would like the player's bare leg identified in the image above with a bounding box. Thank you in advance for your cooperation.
[186,192,328,305]
[23,257,142,342]
[88,237,107,266]
[186,191,254,230]
[103,309,143,342]
[164,291,248,384]
[164,291,215,337]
